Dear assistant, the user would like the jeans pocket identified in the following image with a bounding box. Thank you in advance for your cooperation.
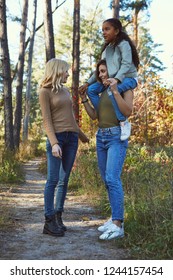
[109,126,120,136]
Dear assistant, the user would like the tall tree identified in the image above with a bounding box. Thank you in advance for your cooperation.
[131,0,148,46]
[13,0,29,148]
[23,0,37,141]
[0,0,14,150]
[72,0,80,123]
[111,0,120,18]
[43,0,55,61]
[120,0,151,46]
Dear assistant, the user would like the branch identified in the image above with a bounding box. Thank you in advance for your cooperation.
[11,0,67,82]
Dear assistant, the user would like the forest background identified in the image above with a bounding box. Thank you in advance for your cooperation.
[0,0,173,259]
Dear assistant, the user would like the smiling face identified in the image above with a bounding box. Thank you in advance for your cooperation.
[98,64,109,83]
[102,21,119,44]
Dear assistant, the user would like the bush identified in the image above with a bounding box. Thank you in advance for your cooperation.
[0,150,24,183]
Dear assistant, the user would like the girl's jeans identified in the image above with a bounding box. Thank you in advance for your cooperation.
[45,132,78,217]
[96,126,128,221]
[87,78,137,121]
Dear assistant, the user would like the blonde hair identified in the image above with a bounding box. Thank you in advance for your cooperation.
[40,58,69,92]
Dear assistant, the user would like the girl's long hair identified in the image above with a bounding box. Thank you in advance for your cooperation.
[40,58,69,92]
[101,18,140,70]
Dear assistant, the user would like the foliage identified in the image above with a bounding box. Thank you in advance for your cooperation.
[0,150,24,183]
[54,8,104,83]
[131,82,173,146]
[121,145,173,259]
[68,141,108,212]
[69,142,173,259]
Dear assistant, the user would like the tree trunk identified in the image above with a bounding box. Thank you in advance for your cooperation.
[43,0,55,62]
[112,0,120,19]
[72,0,80,123]
[0,0,14,150]
[13,0,28,149]
[23,0,37,141]
[12,0,66,82]
[133,9,138,47]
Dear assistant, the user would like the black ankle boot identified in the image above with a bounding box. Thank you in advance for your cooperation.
[56,211,67,231]
[43,214,64,236]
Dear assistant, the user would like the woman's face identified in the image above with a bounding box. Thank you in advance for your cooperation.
[102,21,119,44]
[61,69,69,83]
[98,64,108,83]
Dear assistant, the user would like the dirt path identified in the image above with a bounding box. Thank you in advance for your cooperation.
[0,159,130,260]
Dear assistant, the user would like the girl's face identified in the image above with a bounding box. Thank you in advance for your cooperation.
[61,69,69,83]
[102,21,119,44]
[98,64,108,83]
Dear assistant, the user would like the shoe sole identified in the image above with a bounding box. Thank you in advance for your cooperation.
[43,228,64,237]
[99,233,124,240]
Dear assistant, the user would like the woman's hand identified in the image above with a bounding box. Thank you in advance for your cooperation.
[78,83,89,95]
[107,78,119,94]
[78,87,88,102]
[52,143,62,158]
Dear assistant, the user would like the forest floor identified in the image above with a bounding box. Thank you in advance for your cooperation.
[0,158,131,260]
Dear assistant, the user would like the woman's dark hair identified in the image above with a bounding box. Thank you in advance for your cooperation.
[96,59,107,83]
[101,18,140,70]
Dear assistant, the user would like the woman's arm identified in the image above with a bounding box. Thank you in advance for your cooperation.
[80,93,97,120]
[108,78,134,117]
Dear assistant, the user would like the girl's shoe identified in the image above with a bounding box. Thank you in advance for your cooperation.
[120,120,131,141]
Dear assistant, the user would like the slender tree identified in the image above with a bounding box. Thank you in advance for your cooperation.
[23,0,37,141]
[0,0,14,150]
[72,0,80,123]
[43,0,55,61]
[132,0,148,46]
[13,0,29,148]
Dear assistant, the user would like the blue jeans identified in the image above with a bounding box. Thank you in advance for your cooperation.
[44,132,78,216]
[87,78,137,121]
[96,126,128,221]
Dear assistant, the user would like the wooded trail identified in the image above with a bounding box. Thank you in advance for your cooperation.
[0,159,130,260]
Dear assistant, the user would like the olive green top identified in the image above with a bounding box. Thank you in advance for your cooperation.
[97,90,119,128]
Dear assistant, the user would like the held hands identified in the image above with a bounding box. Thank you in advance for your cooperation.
[52,143,62,158]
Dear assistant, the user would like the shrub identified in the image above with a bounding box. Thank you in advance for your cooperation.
[0,150,24,183]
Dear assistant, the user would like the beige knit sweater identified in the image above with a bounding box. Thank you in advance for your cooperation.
[39,86,80,147]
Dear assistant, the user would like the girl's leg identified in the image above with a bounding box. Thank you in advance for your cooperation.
[87,82,105,110]
[107,78,137,120]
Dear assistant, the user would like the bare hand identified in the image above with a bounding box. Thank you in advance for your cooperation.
[78,83,89,95]
[107,78,119,94]
[52,144,62,158]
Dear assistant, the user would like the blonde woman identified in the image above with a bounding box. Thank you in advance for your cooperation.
[39,58,89,237]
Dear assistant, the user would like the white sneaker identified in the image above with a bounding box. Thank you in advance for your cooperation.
[98,218,112,232]
[120,120,131,141]
[99,223,124,240]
